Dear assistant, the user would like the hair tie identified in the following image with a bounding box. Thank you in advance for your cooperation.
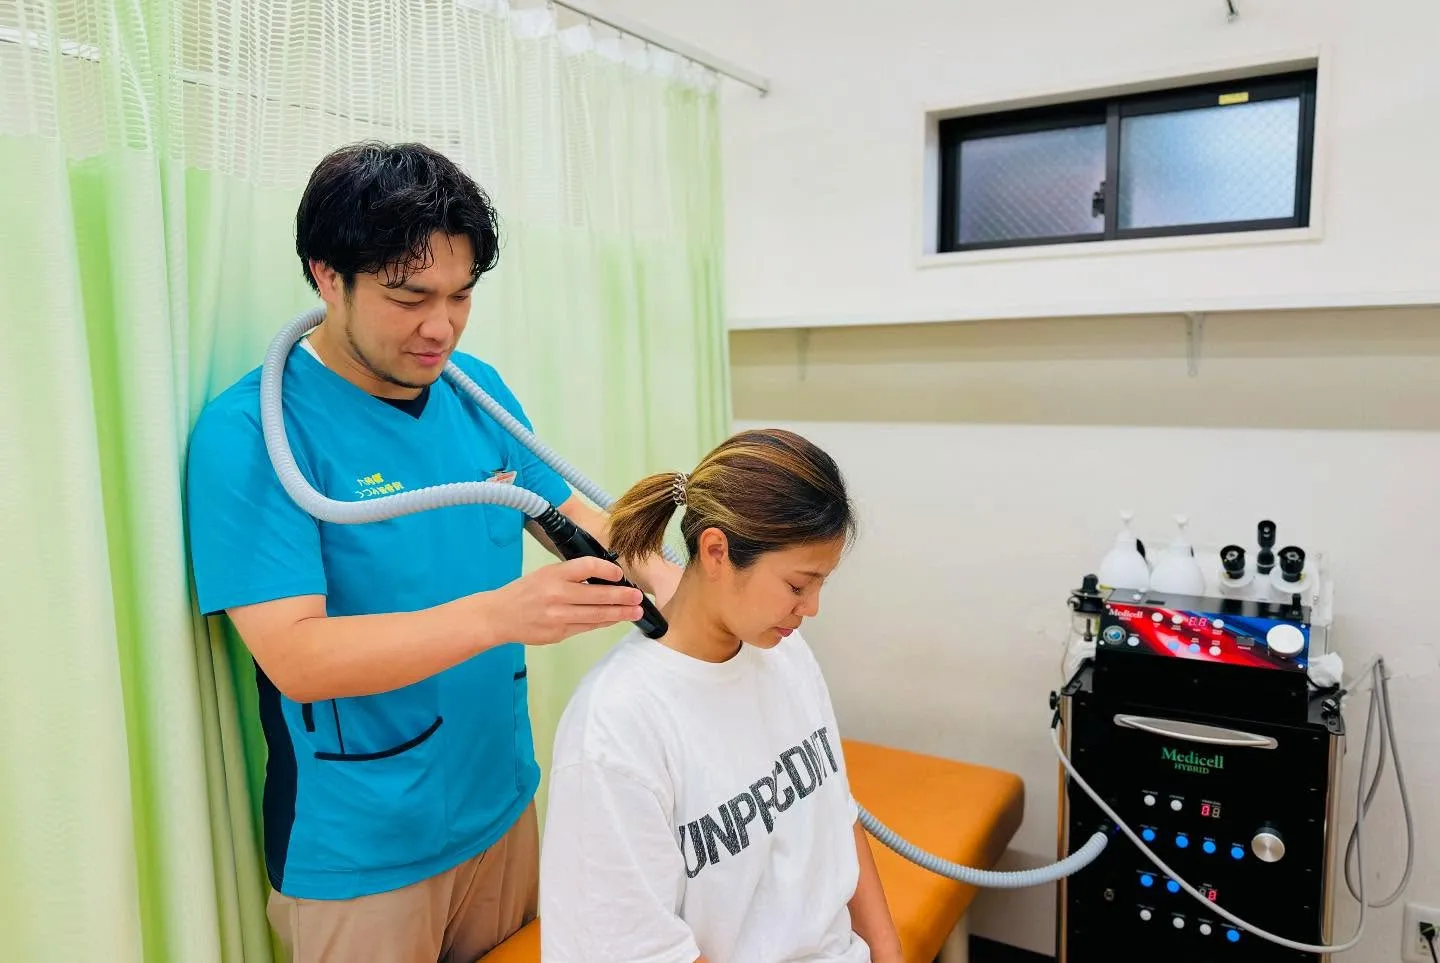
[671,472,688,506]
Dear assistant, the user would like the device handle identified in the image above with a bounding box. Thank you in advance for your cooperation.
[1113,714,1278,749]
[532,507,669,639]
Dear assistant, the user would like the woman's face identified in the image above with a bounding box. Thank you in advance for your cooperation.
[705,534,847,648]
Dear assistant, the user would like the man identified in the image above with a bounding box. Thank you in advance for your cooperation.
[185,141,680,962]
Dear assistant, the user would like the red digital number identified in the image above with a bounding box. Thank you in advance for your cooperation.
[1207,889,1218,902]
[1201,803,1211,817]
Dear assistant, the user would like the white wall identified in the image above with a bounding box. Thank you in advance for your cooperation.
[585,1,1440,959]
[600,0,1440,328]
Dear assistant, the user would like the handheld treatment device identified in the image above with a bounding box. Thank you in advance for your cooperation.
[258,306,1111,890]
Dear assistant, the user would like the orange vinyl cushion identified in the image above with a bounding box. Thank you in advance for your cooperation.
[481,738,1025,963]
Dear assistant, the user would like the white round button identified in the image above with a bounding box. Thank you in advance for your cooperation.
[1143,793,1156,807]
[1213,619,1225,630]
[1210,645,1222,656]
[1172,614,1185,625]
[1140,909,1153,922]
[1173,917,1185,930]
[1200,923,1213,936]
[1170,799,1182,812]
[1128,635,1140,647]
[1266,624,1305,658]
[1152,612,1164,623]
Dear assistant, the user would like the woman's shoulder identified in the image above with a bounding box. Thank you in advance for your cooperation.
[550,631,674,771]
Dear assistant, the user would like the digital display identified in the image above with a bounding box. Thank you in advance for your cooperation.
[1185,615,1212,631]
[1203,887,1219,902]
[1200,800,1222,818]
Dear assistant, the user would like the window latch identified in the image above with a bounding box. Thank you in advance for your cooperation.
[1092,180,1106,219]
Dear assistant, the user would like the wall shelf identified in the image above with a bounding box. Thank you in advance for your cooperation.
[727,289,1440,333]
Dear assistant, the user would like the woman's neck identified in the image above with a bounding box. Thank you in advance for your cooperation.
[656,570,742,664]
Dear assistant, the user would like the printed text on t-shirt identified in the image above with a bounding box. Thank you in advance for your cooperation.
[677,726,840,878]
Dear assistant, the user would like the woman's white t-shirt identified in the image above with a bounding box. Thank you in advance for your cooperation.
[538,628,870,963]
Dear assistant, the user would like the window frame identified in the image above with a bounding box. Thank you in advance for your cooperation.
[936,68,1318,254]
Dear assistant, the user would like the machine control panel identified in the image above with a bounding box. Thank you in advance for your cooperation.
[1097,590,1311,674]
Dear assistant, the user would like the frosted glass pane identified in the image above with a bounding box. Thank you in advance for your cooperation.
[1118,98,1300,230]
[958,124,1106,244]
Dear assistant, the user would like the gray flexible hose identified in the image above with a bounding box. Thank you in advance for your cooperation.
[260,308,554,523]
[257,306,1107,888]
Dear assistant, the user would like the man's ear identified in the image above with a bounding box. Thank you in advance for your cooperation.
[310,259,344,305]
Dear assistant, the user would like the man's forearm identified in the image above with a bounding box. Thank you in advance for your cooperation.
[849,821,904,962]
[246,594,500,703]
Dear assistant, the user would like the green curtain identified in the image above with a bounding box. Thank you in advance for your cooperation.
[0,1,730,961]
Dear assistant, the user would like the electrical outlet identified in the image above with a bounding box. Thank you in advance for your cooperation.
[1403,903,1440,962]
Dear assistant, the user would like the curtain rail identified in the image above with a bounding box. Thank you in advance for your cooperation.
[2,11,770,96]
[549,0,769,96]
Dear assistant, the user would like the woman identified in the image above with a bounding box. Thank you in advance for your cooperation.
[538,429,904,963]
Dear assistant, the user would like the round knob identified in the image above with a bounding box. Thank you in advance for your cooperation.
[1266,624,1305,658]
[1170,799,1182,812]
[1278,545,1306,582]
[1220,544,1246,578]
[1139,909,1153,922]
[1252,828,1285,862]
[1172,916,1185,929]
[1143,793,1156,807]
[1200,923,1213,936]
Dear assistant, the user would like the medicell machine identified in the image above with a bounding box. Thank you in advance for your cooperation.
[1055,527,1346,961]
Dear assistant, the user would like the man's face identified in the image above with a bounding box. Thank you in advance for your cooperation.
[312,231,477,394]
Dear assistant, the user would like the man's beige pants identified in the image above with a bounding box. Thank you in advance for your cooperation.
[267,803,539,963]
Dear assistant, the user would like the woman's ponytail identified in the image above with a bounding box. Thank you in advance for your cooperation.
[607,471,684,564]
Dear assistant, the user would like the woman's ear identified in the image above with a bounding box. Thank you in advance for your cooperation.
[696,527,729,579]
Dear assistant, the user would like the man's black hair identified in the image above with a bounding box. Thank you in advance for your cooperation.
[295,141,501,292]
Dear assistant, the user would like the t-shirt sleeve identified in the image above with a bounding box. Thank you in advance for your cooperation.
[184,401,327,616]
[458,356,573,510]
[539,759,702,963]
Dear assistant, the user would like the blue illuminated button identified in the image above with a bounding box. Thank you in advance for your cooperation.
[1166,880,1180,894]
[1140,873,1155,888]
[1203,840,1217,855]
[1231,844,1246,860]
[1227,929,1241,943]
[1189,642,1200,653]
[1175,833,1190,849]
[1168,640,1181,651]
[1142,828,1157,843]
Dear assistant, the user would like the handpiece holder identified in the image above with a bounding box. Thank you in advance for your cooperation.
[533,507,669,639]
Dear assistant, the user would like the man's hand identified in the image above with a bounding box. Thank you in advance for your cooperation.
[489,556,645,645]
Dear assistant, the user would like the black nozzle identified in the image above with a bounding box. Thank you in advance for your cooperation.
[1069,573,1105,614]
[1278,546,1306,582]
[1256,520,1277,574]
[533,507,668,639]
[1220,544,1247,579]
